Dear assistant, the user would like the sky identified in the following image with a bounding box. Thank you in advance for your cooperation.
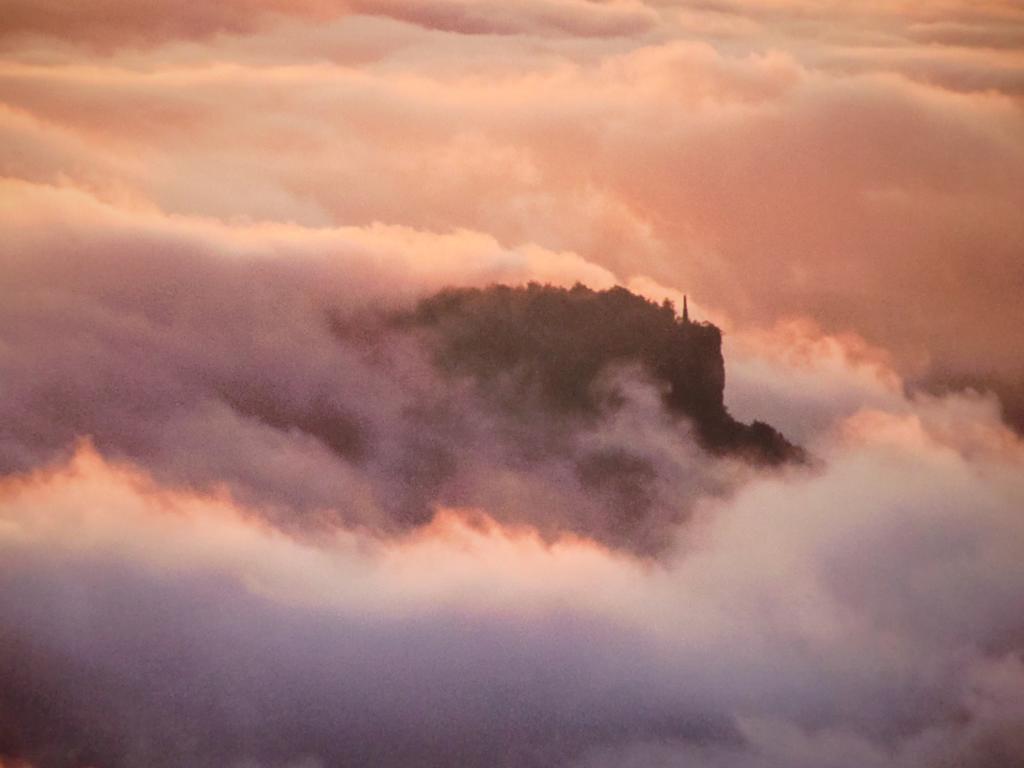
[1,1,1024,767]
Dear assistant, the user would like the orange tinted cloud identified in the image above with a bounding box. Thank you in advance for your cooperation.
[0,0,659,48]
[3,4,1024,765]
[2,21,1021,395]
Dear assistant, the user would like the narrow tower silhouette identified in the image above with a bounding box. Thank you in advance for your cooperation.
[682,294,690,324]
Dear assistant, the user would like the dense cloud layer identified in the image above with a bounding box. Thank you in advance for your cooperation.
[2,182,792,554]
[2,1,1022,424]
[0,0,661,47]
[1,391,1022,767]
[2,2,1024,766]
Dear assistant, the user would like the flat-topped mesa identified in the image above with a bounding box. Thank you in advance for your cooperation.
[396,282,802,465]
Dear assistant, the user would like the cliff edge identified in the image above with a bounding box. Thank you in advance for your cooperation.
[397,283,802,465]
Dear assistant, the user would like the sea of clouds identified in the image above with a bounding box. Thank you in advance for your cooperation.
[2,1,1023,765]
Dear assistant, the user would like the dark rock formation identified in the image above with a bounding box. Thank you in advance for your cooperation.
[396,282,802,465]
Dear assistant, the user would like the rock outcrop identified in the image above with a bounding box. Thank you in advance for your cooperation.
[397,282,802,465]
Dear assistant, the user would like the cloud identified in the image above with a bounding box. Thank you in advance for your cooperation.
[2,3,1024,765]
[2,179,781,554]
[0,0,659,49]
[348,0,660,38]
[2,20,1021,426]
[1,381,1022,766]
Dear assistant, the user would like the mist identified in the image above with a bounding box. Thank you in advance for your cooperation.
[2,1,1024,765]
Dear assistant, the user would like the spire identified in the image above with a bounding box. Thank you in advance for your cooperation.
[682,294,690,324]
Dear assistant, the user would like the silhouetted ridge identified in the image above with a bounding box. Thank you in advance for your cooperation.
[398,282,802,464]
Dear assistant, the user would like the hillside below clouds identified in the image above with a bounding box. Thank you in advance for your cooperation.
[394,283,802,465]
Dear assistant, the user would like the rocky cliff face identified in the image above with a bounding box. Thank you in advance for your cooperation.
[397,283,801,465]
